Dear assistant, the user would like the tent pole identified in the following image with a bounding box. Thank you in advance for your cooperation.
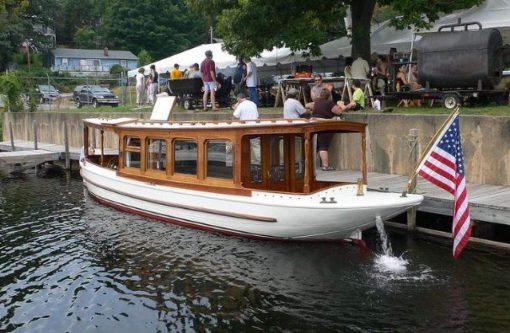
[407,32,417,82]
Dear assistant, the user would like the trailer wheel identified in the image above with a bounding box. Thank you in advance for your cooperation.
[183,99,193,110]
[442,94,461,109]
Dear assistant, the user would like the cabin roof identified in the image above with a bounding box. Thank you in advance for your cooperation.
[83,118,366,132]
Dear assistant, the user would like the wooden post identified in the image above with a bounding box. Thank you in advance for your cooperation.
[9,122,15,151]
[407,128,419,230]
[32,119,38,150]
[274,82,282,107]
[64,122,70,170]
[100,130,104,166]
[92,128,97,148]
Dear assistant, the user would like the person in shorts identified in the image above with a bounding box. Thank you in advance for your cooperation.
[200,50,221,111]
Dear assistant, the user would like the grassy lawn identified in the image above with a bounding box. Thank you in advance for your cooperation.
[2,101,510,116]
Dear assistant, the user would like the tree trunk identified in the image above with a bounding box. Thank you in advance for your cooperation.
[350,0,376,61]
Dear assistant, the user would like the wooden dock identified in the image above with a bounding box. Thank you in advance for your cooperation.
[0,140,81,170]
[319,169,510,226]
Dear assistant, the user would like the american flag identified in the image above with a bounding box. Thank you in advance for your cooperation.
[416,112,471,258]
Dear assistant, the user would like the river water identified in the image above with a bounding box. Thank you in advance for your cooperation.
[1,170,510,332]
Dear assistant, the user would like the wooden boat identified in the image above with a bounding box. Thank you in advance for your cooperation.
[80,114,423,241]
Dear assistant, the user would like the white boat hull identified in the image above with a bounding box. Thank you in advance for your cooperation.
[80,161,424,241]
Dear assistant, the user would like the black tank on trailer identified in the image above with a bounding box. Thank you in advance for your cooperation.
[416,22,504,89]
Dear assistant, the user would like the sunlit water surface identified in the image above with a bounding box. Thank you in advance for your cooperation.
[1,170,510,332]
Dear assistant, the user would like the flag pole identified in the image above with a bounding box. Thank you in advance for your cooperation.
[405,107,460,193]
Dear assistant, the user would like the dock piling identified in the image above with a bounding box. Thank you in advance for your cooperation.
[407,128,419,230]
[64,122,70,170]
[32,120,38,150]
[9,122,14,151]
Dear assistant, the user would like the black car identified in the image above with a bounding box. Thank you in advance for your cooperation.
[75,85,118,108]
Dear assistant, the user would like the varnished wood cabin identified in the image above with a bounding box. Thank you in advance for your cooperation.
[83,118,368,195]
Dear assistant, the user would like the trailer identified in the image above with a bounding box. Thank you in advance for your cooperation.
[379,21,510,109]
[166,75,234,110]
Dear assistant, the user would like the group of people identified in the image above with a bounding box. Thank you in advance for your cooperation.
[282,74,365,171]
[135,64,159,107]
[136,51,374,171]
[200,50,260,115]
[170,63,201,80]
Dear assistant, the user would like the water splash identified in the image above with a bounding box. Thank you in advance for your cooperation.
[374,216,408,273]
[375,216,393,256]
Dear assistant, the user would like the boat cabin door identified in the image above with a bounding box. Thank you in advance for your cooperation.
[241,134,305,193]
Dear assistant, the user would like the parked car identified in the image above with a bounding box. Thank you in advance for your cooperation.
[36,85,60,104]
[75,85,119,108]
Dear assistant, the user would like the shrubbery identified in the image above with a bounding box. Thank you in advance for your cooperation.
[0,73,24,112]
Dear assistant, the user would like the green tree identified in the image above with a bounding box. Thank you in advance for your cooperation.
[24,0,60,48]
[0,72,23,112]
[110,64,124,74]
[55,0,101,46]
[0,0,29,70]
[187,0,482,60]
[137,49,152,67]
[74,27,97,49]
[102,0,208,60]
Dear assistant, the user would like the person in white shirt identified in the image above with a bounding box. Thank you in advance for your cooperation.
[283,88,309,119]
[243,58,259,106]
[233,93,259,120]
[135,67,146,106]
[351,56,370,79]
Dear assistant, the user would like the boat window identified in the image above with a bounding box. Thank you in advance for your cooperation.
[294,136,304,180]
[124,136,141,168]
[269,136,285,182]
[206,140,233,179]
[174,139,197,175]
[249,137,262,183]
[147,138,167,171]
[126,137,141,148]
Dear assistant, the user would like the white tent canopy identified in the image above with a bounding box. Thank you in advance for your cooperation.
[128,43,237,77]
[127,43,305,77]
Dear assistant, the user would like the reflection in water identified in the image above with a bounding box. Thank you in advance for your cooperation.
[1,171,510,332]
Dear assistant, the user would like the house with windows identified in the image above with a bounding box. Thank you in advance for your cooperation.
[51,47,138,75]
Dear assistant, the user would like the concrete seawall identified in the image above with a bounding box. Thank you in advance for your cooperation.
[3,112,510,186]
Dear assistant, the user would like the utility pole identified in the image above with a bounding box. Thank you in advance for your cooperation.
[210,26,213,43]
[24,41,31,74]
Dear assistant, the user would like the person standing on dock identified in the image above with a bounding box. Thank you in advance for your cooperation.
[311,88,344,171]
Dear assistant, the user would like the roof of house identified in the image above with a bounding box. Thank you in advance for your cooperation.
[52,48,138,60]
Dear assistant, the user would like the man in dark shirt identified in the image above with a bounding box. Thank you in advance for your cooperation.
[311,88,344,171]
[200,50,221,111]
